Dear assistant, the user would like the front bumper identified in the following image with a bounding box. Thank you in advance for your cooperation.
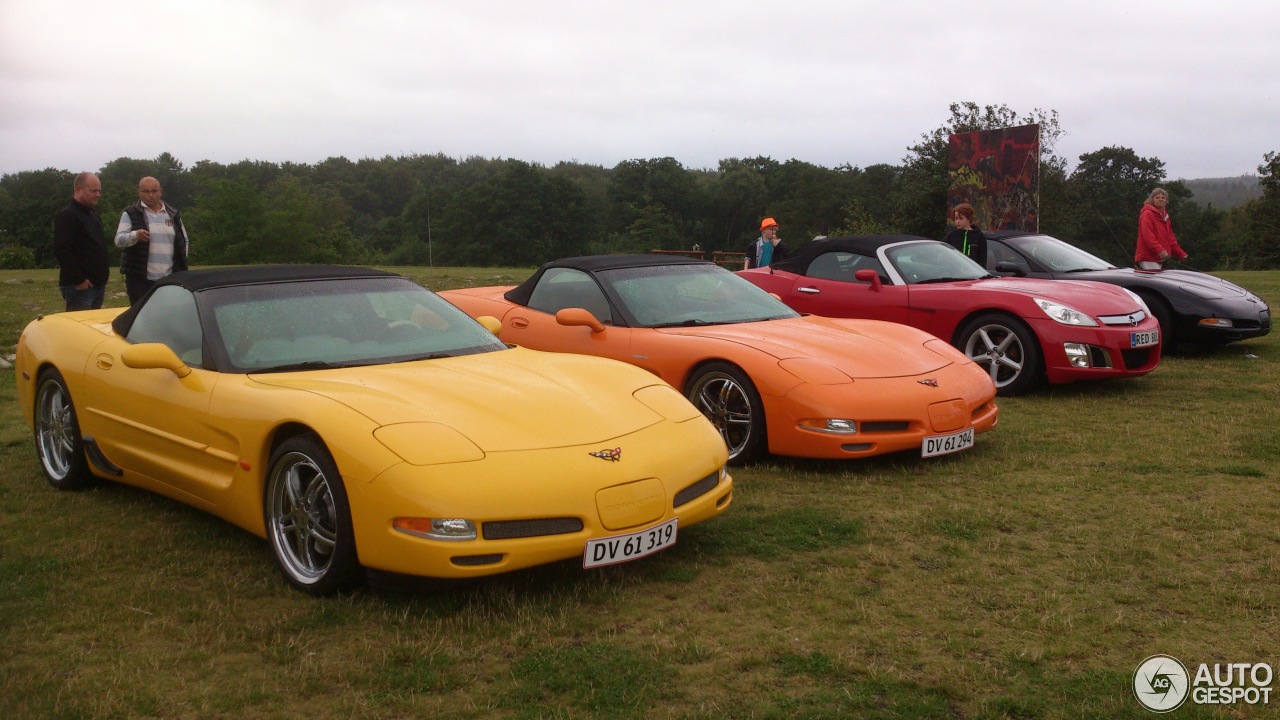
[346,418,732,578]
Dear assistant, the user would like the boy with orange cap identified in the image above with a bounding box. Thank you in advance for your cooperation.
[745,217,788,268]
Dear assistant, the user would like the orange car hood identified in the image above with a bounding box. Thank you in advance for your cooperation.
[664,316,955,378]
[250,348,665,451]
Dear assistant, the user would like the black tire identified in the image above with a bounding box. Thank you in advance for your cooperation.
[264,434,363,595]
[33,368,95,490]
[1138,292,1177,354]
[957,313,1043,396]
[685,362,766,465]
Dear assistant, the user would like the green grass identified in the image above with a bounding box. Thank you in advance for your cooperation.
[1,267,1277,719]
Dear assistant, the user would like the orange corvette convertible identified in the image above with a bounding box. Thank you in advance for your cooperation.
[441,255,999,464]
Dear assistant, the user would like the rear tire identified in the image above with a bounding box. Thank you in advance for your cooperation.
[957,313,1043,396]
[264,434,363,595]
[34,369,95,490]
[685,362,766,465]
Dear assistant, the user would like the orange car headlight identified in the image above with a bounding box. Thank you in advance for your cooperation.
[777,358,852,385]
[924,339,969,363]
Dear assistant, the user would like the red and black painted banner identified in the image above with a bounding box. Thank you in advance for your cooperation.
[946,123,1040,232]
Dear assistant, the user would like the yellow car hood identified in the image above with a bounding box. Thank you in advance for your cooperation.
[250,347,665,451]
[665,315,954,378]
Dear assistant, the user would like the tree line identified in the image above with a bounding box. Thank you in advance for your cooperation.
[2,102,1278,272]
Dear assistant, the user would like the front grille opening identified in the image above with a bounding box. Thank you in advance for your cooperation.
[840,443,874,452]
[1100,311,1146,326]
[482,517,584,540]
[451,554,504,567]
[1121,348,1153,370]
[674,470,720,508]
[1088,346,1113,368]
[860,421,910,433]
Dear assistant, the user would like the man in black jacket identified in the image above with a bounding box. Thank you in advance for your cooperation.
[114,176,190,304]
[53,172,110,311]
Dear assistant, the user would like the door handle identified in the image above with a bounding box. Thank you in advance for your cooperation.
[797,287,820,294]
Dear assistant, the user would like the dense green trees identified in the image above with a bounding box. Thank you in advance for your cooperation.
[0,168,71,268]
[1,104,1275,271]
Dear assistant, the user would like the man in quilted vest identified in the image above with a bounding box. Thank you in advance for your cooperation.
[114,176,189,304]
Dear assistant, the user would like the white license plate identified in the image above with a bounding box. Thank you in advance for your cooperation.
[583,518,678,569]
[922,427,975,458]
[1130,328,1160,348]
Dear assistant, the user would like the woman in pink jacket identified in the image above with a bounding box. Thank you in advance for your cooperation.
[1134,187,1187,270]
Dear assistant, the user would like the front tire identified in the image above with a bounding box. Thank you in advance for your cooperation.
[685,362,766,465]
[1138,292,1177,354]
[264,435,363,595]
[34,368,94,490]
[957,313,1043,396]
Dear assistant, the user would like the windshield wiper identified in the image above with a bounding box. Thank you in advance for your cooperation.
[1062,267,1103,273]
[249,360,347,373]
[915,277,974,284]
[649,318,716,328]
[391,352,455,363]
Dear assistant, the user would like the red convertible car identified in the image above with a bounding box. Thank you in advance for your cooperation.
[739,235,1162,395]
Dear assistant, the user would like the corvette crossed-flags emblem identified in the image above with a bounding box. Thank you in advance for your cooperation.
[589,447,622,462]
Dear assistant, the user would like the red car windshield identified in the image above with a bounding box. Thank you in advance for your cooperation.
[885,242,990,284]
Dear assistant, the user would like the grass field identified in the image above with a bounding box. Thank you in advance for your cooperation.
[1,267,1277,719]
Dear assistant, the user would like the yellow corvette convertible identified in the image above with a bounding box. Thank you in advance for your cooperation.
[15,266,732,595]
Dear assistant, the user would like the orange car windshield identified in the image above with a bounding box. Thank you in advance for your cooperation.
[601,265,798,327]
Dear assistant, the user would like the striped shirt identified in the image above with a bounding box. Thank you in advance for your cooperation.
[115,205,177,280]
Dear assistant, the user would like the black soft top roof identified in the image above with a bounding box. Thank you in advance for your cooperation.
[112,265,402,336]
[155,264,399,292]
[770,234,932,273]
[505,254,710,305]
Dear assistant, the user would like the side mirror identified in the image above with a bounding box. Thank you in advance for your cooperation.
[854,269,883,291]
[556,307,605,333]
[476,315,503,335]
[993,261,1027,277]
[121,343,191,378]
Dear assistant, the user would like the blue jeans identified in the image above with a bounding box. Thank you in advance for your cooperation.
[125,275,156,305]
[60,284,106,311]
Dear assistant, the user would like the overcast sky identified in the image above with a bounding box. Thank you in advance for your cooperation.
[2,1,1277,181]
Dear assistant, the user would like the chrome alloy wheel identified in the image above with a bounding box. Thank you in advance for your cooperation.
[688,370,755,461]
[957,312,1042,396]
[963,322,1027,390]
[266,451,340,586]
[35,378,77,481]
[33,370,91,489]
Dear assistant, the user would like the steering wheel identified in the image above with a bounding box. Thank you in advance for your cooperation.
[378,320,422,341]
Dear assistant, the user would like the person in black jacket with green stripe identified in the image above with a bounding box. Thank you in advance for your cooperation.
[943,203,987,268]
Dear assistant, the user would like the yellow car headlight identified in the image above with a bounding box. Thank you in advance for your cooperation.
[374,423,485,465]
[634,384,702,422]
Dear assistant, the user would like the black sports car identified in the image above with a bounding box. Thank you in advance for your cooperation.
[985,231,1271,352]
